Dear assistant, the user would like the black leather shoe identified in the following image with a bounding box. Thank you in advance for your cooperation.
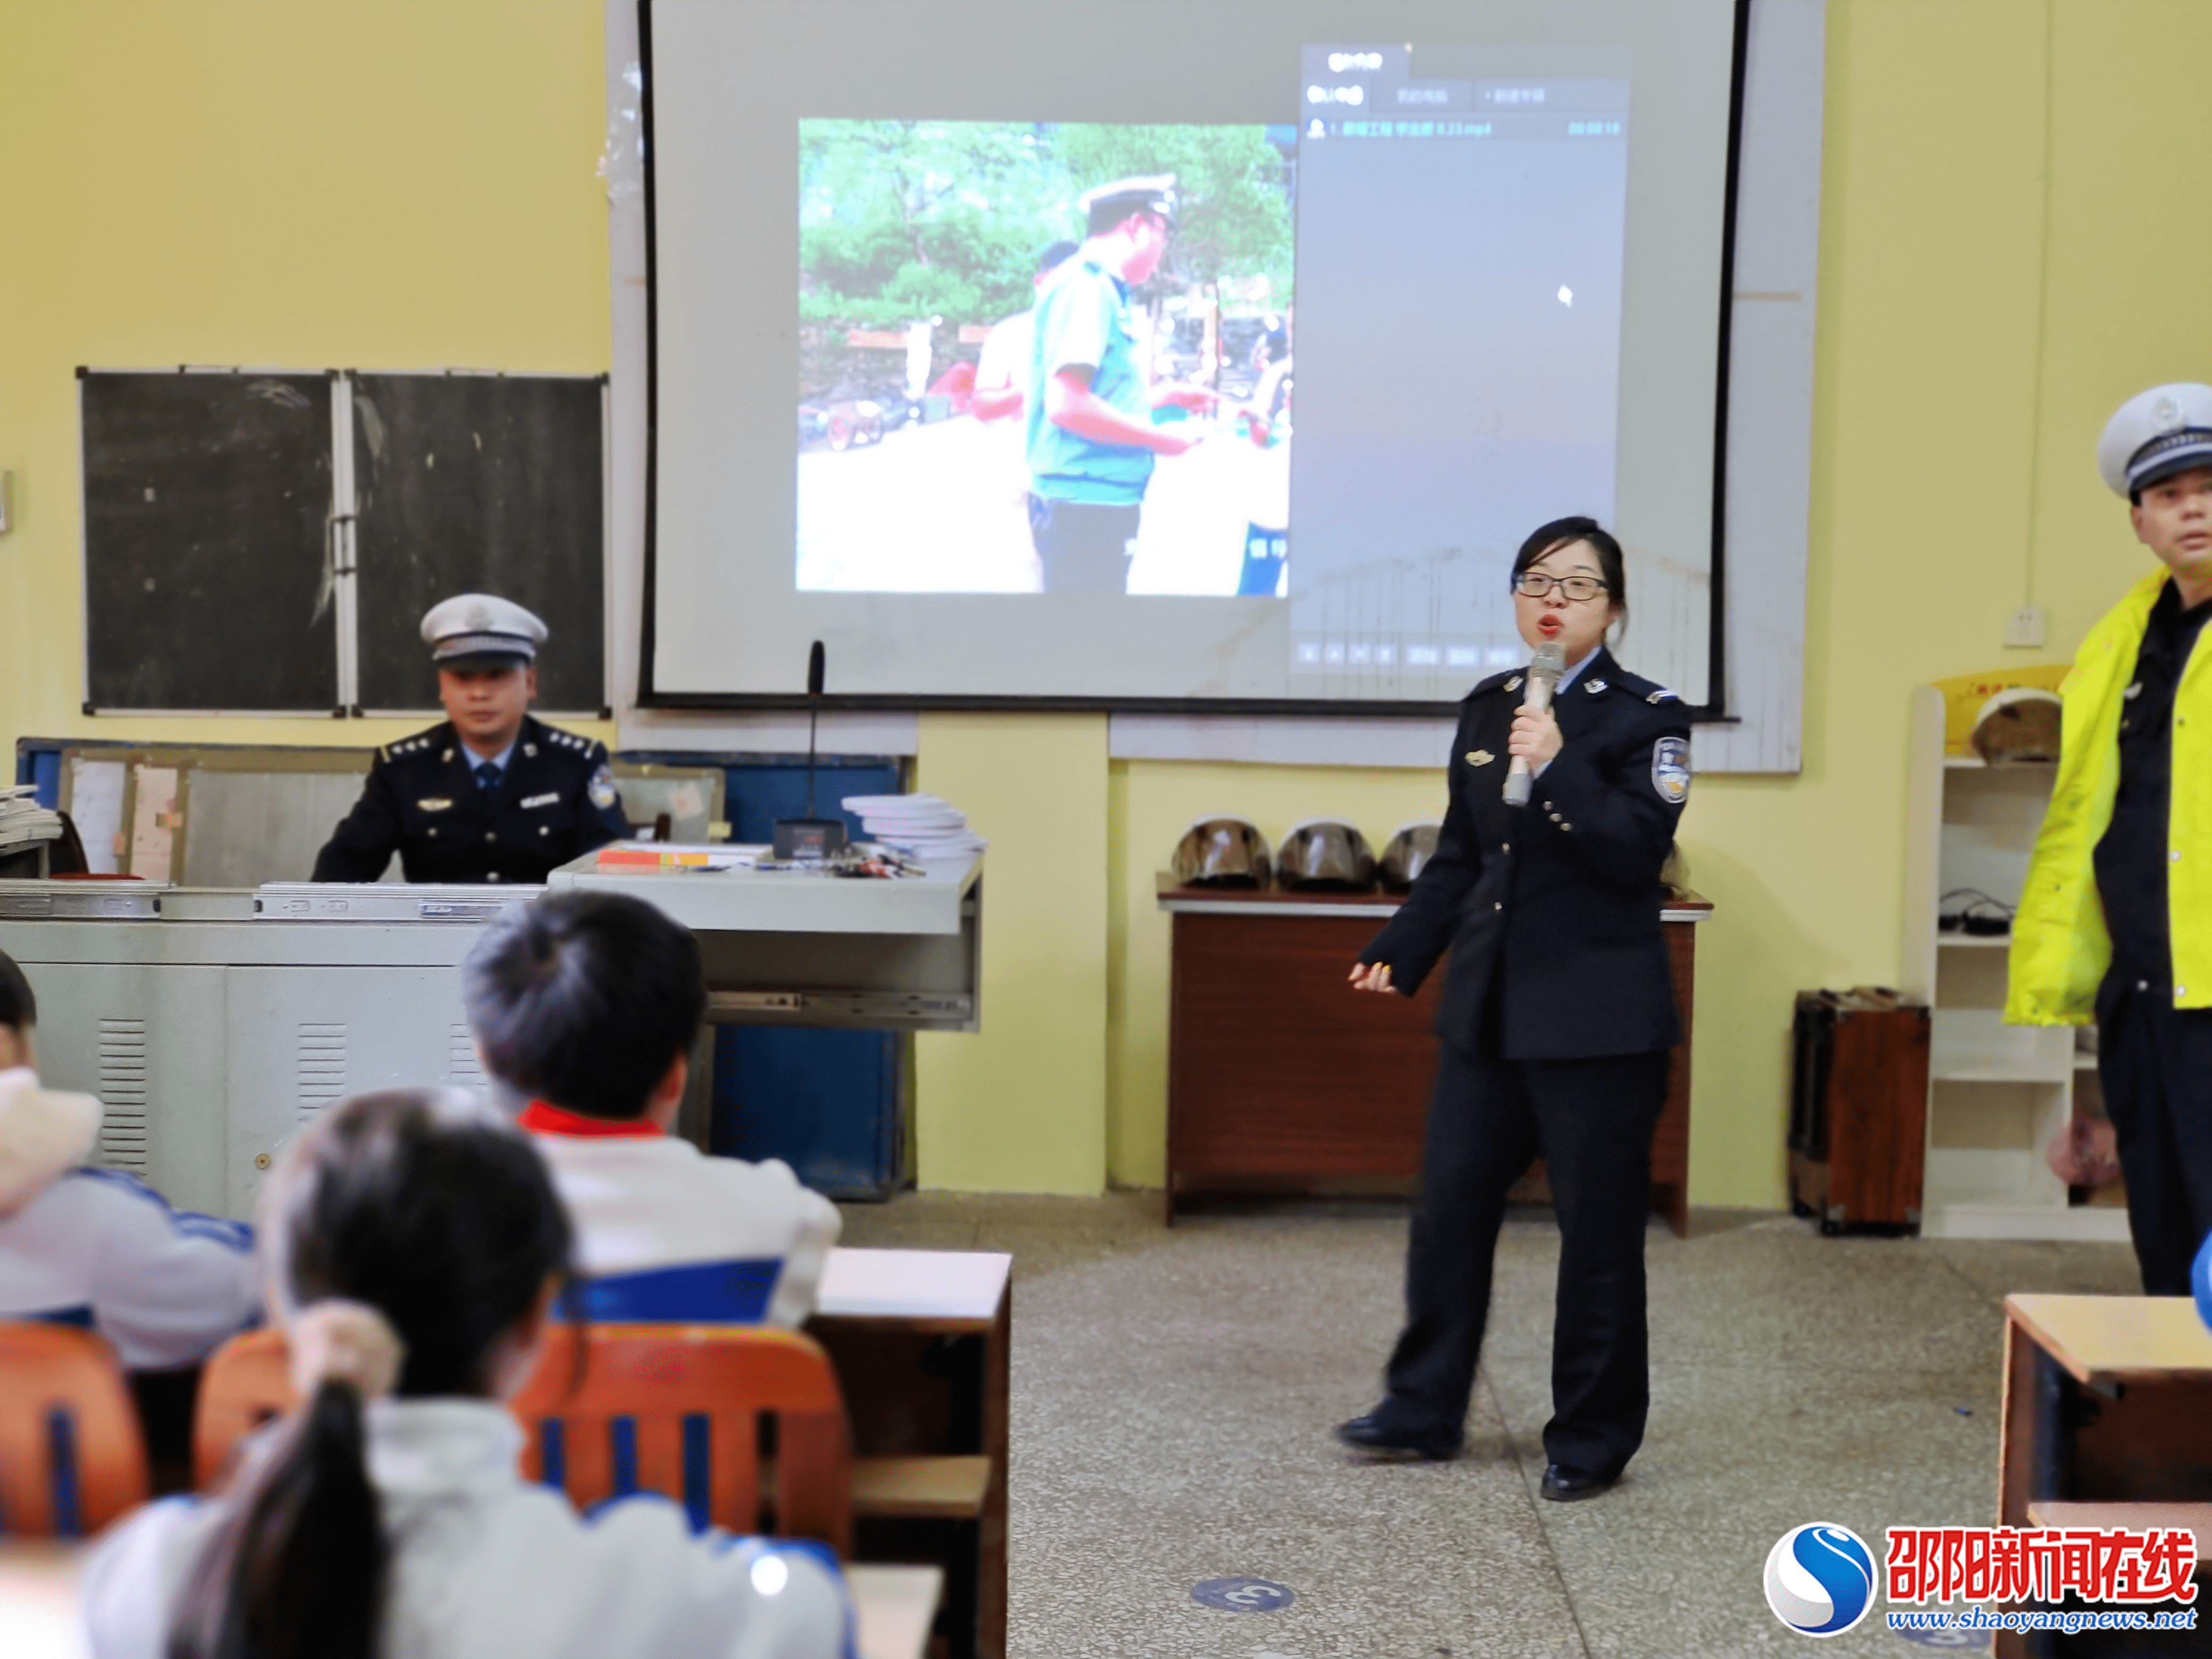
[1333,1410,1461,1461]
[1539,1463,1619,1502]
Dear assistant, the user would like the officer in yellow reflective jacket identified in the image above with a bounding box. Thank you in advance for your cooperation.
[2010,383,2212,1293]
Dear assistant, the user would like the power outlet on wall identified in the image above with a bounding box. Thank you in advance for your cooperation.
[2004,605,2046,649]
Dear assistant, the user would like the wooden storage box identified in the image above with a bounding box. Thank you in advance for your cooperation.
[1789,988,1931,1234]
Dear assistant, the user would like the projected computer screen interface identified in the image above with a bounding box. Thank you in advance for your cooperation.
[644,2,1731,707]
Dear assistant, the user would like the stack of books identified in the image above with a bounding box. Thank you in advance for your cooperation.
[840,793,986,859]
[0,786,63,854]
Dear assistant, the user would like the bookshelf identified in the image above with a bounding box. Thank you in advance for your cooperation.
[1900,686,2128,1241]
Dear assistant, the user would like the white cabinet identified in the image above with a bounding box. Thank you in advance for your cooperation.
[1900,686,2127,1240]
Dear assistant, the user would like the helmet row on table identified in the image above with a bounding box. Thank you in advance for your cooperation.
[1170,816,1443,894]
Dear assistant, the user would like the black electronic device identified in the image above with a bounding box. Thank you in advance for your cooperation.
[772,641,850,861]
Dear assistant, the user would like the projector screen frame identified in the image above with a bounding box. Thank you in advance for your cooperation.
[630,0,1751,723]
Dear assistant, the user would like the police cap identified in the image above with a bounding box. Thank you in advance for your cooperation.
[2098,383,2212,500]
[422,593,547,670]
[1079,174,1177,234]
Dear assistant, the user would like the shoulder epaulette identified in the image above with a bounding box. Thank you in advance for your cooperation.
[1469,669,1521,698]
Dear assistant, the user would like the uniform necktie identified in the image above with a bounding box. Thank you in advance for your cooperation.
[474,763,500,792]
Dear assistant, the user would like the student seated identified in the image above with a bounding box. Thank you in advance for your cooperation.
[83,1088,851,1659]
[464,892,841,1327]
[0,948,255,1369]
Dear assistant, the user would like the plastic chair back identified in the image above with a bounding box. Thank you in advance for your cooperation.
[513,1325,852,1555]
[193,1329,294,1490]
[195,1324,852,1553]
[0,1321,149,1536]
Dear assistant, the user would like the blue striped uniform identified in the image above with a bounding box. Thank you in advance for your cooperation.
[526,1132,841,1328]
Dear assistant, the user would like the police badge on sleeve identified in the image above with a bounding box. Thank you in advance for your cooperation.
[588,765,618,810]
[1650,737,1691,804]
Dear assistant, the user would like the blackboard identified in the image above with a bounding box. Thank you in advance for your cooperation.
[351,374,606,713]
[81,372,336,711]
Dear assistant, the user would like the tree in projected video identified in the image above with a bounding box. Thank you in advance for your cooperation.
[799,119,1292,400]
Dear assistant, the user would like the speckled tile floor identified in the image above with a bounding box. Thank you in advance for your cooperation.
[834,1194,2146,1659]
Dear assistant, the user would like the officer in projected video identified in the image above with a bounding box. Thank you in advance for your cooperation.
[1025,174,1218,592]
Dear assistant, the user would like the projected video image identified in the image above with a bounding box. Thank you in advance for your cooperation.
[797,120,1295,597]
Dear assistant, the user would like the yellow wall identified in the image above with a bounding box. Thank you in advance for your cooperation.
[0,0,614,756]
[915,714,1109,1194]
[5,1,2204,1204]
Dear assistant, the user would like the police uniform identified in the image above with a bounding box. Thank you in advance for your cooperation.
[1025,175,1176,593]
[1352,646,1690,1481]
[311,596,630,885]
[2010,386,2212,1294]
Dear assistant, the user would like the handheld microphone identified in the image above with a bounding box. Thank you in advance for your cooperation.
[772,640,850,860]
[1502,640,1567,808]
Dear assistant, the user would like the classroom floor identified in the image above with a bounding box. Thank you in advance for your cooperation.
[833,1192,2146,1659]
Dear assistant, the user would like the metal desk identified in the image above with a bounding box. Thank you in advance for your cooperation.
[0,856,979,1219]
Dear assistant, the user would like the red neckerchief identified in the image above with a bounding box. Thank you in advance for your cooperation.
[517,1100,664,1139]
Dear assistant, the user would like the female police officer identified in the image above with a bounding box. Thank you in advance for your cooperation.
[1336,516,1691,1501]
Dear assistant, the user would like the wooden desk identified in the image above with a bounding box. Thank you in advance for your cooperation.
[1996,1296,2212,1657]
[849,1563,944,1659]
[813,1247,1011,1659]
[0,1542,85,1659]
[1159,879,1710,1231]
[0,1544,939,1659]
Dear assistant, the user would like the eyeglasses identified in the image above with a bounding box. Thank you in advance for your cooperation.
[1512,572,1610,602]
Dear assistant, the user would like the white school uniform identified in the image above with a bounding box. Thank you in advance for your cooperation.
[82,1398,854,1659]
[524,1113,842,1327]
[0,1068,256,1369]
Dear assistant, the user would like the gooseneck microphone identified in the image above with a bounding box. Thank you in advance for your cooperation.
[1501,640,1567,808]
[804,639,826,817]
[772,640,850,859]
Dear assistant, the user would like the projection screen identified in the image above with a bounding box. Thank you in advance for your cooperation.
[640,0,1744,712]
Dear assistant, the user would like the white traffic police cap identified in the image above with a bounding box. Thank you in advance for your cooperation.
[421,593,547,665]
[2098,383,2212,499]
[1078,174,1178,225]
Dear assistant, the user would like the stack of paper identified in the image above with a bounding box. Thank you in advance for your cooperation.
[0,786,63,853]
[841,793,986,859]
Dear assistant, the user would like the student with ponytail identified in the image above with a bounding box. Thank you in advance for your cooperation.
[83,1088,852,1659]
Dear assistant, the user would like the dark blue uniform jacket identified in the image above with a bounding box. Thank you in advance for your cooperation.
[311,715,630,885]
[1359,648,1691,1060]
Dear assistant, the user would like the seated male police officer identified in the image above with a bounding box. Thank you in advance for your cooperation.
[311,596,630,885]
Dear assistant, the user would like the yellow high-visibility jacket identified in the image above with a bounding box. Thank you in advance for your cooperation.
[2008,571,2212,1025]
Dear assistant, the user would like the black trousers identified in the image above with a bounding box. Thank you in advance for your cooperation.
[2098,975,2212,1295]
[1384,1038,1670,1476]
[1028,495,1140,592]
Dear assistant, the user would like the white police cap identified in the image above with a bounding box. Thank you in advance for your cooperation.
[1077,174,1177,225]
[2098,383,2212,499]
[421,593,547,664]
